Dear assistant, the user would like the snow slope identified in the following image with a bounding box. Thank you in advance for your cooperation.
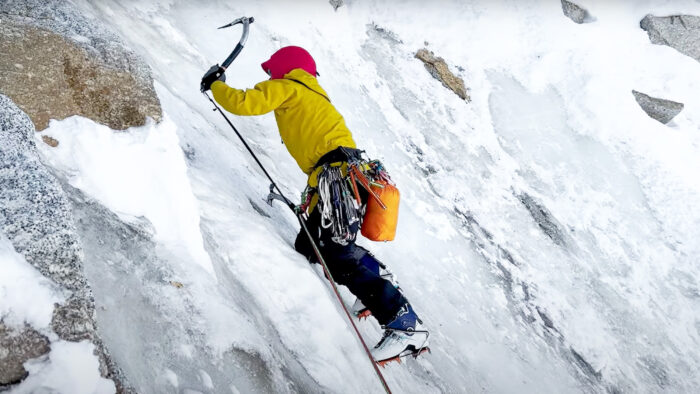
[27,0,700,392]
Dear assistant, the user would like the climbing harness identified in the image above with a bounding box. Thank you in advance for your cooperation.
[203,16,393,394]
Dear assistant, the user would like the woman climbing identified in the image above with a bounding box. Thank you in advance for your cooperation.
[200,46,429,364]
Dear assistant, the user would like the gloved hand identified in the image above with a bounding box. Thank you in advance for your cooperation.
[200,64,226,92]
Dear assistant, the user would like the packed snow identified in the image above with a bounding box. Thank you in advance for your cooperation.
[12,341,116,394]
[0,237,61,330]
[13,341,115,394]
[16,0,700,392]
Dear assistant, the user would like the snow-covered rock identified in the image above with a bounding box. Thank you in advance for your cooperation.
[0,94,125,391]
[640,14,700,63]
[0,0,161,130]
[632,90,684,124]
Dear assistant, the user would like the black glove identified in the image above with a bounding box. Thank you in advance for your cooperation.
[200,64,226,92]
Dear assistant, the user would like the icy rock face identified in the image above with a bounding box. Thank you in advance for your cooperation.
[415,48,470,101]
[517,192,569,247]
[640,14,700,63]
[0,323,50,385]
[632,90,684,124]
[0,94,126,391]
[560,0,593,24]
[0,0,162,131]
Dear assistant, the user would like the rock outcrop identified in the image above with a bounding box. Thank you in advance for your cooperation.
[415,48,470,101]
[640,14,700,63]
[632,90,684,124]
[560,0,594,24]
[0,323,50,386]
[0,0,162,131]
[0,94,128,391]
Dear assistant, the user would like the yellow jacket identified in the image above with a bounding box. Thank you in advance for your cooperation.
[211,69,356,175]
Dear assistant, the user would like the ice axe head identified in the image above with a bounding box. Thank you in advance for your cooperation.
[218,16,254,30]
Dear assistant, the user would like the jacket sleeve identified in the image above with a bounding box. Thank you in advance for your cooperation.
[210,79,294,116]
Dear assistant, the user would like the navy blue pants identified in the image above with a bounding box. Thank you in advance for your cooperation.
[294,208,407,325]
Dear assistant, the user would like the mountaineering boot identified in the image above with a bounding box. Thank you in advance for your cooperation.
[352,266,400,320]
[371,303,430,366]
[379,265,400,289]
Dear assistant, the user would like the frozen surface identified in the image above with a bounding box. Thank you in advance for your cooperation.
[27,0,700,392]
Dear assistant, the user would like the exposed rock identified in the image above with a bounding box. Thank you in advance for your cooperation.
[0,95,85,292]
[41,135,59,147]
[0,0,162,130]
[0,94,128,390]
[640,14,700,63]
[517,192,568,247]
[329,0,343,11]
[0,323,50,386]
[560,0,593,24]
[415,48,470,101]
[632,90,684,124]
[170,281,184,289]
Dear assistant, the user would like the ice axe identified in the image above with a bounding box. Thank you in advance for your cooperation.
[200,16,254,92]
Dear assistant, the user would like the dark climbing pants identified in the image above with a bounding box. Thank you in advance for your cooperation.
[294,208,407,325]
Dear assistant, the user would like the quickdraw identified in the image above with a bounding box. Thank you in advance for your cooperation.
[316,164,362,245]
[297,185,315,217]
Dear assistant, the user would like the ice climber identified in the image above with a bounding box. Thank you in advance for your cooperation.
[200,46,429,364]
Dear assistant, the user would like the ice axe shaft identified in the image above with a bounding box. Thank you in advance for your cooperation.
[217,16,254,70]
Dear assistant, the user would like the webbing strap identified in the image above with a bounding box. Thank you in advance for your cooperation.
[287,78,331,102]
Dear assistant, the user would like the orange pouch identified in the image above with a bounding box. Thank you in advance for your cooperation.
[361,181,400,242]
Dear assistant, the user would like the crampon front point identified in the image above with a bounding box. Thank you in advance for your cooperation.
[376,345,431,367]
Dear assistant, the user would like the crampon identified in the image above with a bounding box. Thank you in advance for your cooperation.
[356,308,372,320]
[376,345,431,367]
